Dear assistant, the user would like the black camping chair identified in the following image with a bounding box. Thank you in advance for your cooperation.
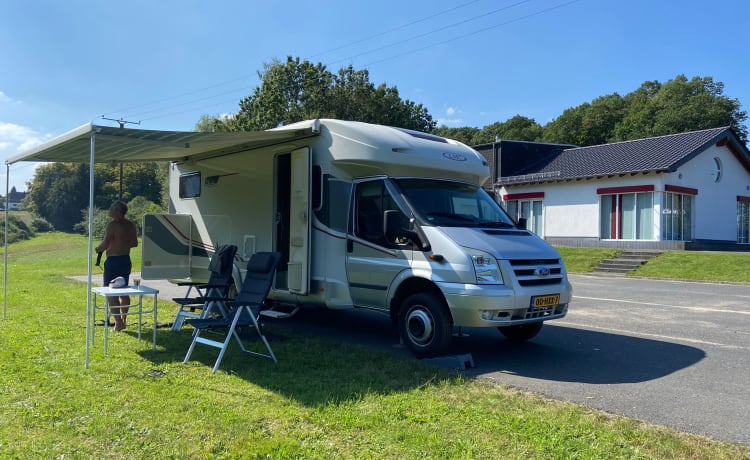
[171,244,238,331]
[183,251,281,374]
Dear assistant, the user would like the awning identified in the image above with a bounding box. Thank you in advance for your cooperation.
[7,122,320,165]
[3,120,320,368]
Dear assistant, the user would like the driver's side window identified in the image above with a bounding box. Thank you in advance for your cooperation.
[354,180,409,247]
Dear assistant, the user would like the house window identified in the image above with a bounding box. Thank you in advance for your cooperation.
[599,192,654,240]
[503,192,544,236]
[738,197,750,244]
[661,192,693,241]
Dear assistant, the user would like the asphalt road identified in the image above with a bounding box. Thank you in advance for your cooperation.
[266,274,750,446]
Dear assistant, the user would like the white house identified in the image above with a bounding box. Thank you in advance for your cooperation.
[476,127,750,250]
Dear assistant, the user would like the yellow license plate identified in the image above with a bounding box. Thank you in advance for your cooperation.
[531,294,560,309]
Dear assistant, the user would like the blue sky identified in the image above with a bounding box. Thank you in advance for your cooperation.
[1,0,748,191]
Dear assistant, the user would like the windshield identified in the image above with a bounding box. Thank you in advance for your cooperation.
[392,178,518,228]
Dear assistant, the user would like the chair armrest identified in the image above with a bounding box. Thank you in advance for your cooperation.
[197,283,229,290]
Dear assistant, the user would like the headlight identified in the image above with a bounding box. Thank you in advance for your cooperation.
[467,249,503,285]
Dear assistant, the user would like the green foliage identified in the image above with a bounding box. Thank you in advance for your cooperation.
[29,216,54,233]
[72,207,110,239]
[483,115,545,143]
[199,56,435,133]
[613,75,748,142]
[434,115,545,145]
[542,75,747,146]
[431,74,747,147]
[71,197,164,238]
[25,162,165,233]
[431,126,485,145]
[0,213,35,244]
[25,162,90,232]
[126,196,165,234]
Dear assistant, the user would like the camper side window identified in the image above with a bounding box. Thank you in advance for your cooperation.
[179,172,201,198]
[315,176,350,233]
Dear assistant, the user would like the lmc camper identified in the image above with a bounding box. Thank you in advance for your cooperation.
[142,119,572,357]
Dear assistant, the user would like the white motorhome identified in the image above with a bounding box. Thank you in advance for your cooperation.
[143,119,572,357]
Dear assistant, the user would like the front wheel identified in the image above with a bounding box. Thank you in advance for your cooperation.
[398,292,452,358]
[498,322,543,342]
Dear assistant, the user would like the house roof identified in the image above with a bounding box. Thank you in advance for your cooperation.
[497,126,750,186]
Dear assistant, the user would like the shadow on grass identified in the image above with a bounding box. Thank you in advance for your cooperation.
[133,306,704,405]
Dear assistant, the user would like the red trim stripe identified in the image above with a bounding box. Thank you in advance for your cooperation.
[503,192,544,200]
[738,196,750,203]
[597,185,654,195]
[665,184,698,195]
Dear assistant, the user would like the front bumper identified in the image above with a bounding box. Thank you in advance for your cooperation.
[438,281,571,327]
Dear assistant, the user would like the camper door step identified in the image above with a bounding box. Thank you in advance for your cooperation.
[260,306,299,319]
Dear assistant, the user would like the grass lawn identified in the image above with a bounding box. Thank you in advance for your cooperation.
[555,245,750,283]
[0,233,748,458]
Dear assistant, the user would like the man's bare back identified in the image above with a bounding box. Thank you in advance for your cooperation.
[102,217,138,256]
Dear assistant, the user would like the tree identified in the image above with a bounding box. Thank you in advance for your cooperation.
[199,57,435,133]
[613,75,748,142]
[543,94,627,146]
[25,163,90,232]
[483,115,544,143]
[432,126,485,145]
[26,161,165,233]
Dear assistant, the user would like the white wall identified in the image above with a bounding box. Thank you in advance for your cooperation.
[500,141,750,242]
[674,144,750,241]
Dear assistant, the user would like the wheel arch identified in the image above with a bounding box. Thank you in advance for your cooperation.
[388,275,452,325]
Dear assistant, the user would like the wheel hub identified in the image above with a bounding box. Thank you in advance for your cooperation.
[406,309,434,345]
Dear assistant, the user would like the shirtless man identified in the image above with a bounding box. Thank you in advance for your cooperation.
[96,201,138,331]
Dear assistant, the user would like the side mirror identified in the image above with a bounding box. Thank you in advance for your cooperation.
[517,217,527,229]
[384,210,425,249]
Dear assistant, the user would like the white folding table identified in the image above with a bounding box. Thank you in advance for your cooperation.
[91,285,159,354]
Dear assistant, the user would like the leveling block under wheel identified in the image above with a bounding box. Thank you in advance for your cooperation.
[422,353,475,370]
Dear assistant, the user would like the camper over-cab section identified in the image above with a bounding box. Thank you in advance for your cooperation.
[143,119,572,357]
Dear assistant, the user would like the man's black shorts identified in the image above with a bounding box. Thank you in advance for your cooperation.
[103,255,132,286]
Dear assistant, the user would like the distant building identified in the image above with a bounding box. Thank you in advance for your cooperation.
[5,187,28,211]
[473,127,750,251]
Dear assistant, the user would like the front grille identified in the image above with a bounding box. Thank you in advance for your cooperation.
[509,258,564,287]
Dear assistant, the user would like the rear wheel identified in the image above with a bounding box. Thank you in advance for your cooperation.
[498,322,543,342]
[398,292,452,358]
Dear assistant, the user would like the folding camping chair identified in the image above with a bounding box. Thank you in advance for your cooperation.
[183,251,281,374]
[171,244,238,331]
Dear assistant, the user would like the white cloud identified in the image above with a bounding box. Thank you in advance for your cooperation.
[0,122,51,191]
[436,106,464,127]
[0,122,50,154]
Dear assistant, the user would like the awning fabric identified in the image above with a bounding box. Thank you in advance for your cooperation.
[7,123,319,165]
[3,121,320,369]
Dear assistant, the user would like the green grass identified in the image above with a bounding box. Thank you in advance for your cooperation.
[555,245,750,283]
[0,233,748,458]
[630,250,750,283]
[555,247,623,273]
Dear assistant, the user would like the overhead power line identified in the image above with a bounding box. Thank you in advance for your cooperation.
[97,0,582,127]
[364,0,582,67]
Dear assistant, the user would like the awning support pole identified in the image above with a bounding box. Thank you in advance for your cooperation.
[85,132,96,368]
[3,163,8,320]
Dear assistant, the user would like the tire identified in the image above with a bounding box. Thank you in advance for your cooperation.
[498,322,543,342]
[398,292,452,358]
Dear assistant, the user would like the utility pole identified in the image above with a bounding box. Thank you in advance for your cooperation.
[101,117,141,200]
